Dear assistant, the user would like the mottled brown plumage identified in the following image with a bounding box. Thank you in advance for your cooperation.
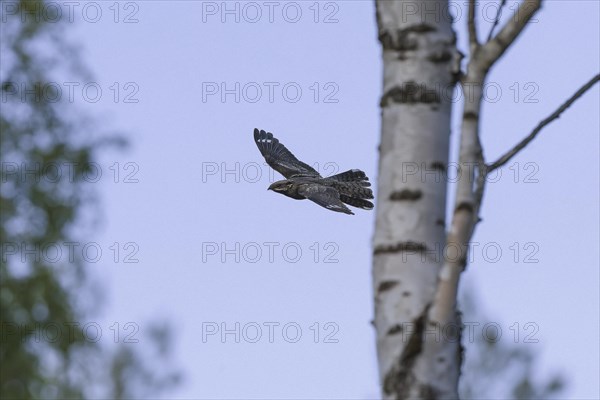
[254,128,374,215]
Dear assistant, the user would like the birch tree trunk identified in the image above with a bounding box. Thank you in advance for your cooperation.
[372,0,598,398]
[373,1,462,398]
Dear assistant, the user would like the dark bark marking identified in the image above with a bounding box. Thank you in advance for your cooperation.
[383,308,428,398]
[379,30,417,52]
[387,324,403,335]
[459,255,468,270]
[398,25,431,51]
[402,291,411,297]
[380,81,441,106]
[406,23,437,33]
[379,24,437,52]
[457,312,465,371]
[455,202,474,213]
[463,111,478,120]
[435,218,445,226]
[384,309,463,398]
[389,189,422,201]
[427,50,452,63]
[374,241,427,255]
[378,31,396,51]
[430,161,446,172]
[378,280,399,293]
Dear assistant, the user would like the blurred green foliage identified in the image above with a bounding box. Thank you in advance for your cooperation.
[459,290,565,400]
[1,1,179,398]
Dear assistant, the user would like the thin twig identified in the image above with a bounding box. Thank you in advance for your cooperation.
[488,74,600,171]
[468,0,478,47]
[486,0,507,42]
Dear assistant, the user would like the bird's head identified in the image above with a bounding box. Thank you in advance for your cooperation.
[268,180,292,193]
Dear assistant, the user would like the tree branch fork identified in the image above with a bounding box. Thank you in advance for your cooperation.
[430,0,599,337]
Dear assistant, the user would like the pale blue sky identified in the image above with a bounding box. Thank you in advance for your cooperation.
[60,1,600,398]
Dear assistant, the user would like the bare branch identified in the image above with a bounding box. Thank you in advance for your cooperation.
[488,74,600,171]
[486,0,507,42]
[479,0,541,70]
[468,0,478,47]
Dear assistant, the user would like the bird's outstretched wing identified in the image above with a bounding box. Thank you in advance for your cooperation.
[254,129,321,179]
[298,184,353,215]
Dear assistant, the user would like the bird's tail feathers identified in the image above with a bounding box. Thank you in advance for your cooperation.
[339,195,374,210]
[327,169,374,209]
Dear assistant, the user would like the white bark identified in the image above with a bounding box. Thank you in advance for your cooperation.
[373,1,461,398]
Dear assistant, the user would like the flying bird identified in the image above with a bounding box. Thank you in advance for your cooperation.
[253,128,374,215]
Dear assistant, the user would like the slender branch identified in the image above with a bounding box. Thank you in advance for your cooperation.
[479,0,541,70]
[468,0,478,47]
[488,74,600,171]
[486,0,507,42]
